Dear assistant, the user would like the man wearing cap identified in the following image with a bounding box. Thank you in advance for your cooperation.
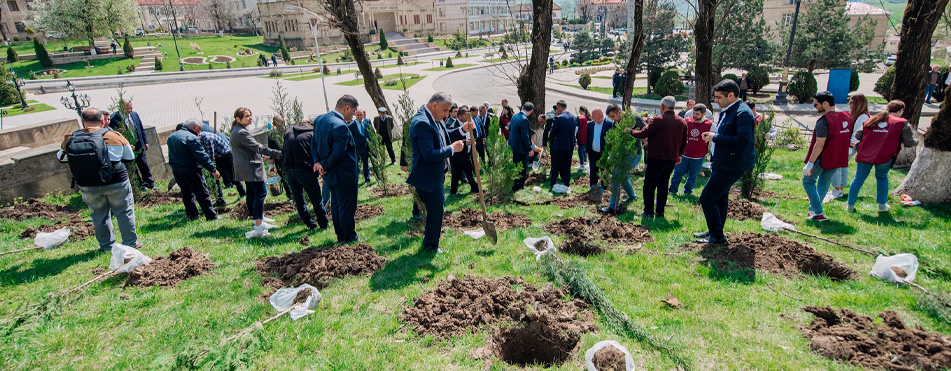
[373,106,397,164]
[548,100,577,189]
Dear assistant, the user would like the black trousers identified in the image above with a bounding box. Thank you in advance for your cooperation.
[285,168,330,229]
[699,169,745,241]
[642,157,677,216]
[512,152,530,192]
[739,89,748,101]
[358,151,371,182]
[382,137,396,163]
[450,152,477,194]
[476,140,486,164]
[549,149,572,188]
[417,186,445,249]
[215,153,245,196]
[328,181,358,243]
[172,170,217,220]
[134,150,154,186]
[588,151,602,187]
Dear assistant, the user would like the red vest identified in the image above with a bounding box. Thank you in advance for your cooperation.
[805,111,852,170]
[683,117,713,158]
[856,116,907,165]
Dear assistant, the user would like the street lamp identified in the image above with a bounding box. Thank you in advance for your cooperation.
[774,0,802,106]
[6,68,28,109]
[60,80,91,119]
[284,4,330,113]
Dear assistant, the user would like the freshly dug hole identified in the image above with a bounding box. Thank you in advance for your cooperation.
[138,191,181,207]
[559,238,606,257]
[442,208,531,230]
[727,197,770,221]
[256,243,386,289]
[125,247,216,287]
[492,311,582,367]
[370,184,411,198]
[592,345,627,371]
[229,201,296,219]
[696,232,855,281]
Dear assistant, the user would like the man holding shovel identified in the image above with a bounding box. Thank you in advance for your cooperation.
[407,93,475,253]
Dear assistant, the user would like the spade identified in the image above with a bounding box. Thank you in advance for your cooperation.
[467,127,497,244]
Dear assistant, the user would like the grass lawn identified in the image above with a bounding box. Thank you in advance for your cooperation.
[1,148,950,369]
[0,100,56,117]
[423,63,476,72]
[336,73,421,86]
[286,70,357,82]
[481,57,521,63]
[377,61,424,69]
[8,56,143,80]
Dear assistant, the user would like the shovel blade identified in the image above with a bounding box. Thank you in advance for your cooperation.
[483,221,498,245]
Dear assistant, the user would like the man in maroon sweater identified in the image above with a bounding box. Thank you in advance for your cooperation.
[630,96,687,218]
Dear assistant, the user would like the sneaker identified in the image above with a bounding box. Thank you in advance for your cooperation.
[693,231,710,238]
[833,189,845,198]
[822,191,836,204]
[598,207,616,215]
[695,237,727,244]
[846,204,856,213]
[807,213,829,222]
[412,214,423,221]
[878,203,891,213]
[255,222,278,231]
[262,217,275,223]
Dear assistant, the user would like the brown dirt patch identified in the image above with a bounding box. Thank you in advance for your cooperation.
[229,201,297,220]
[491,309,584,367]
[728,197,770,221]
[803,306,951,371]
[731,187,800,200]
[592,345,627,371]
[696,232,855,281]
[125,248,216,287]
[442,208,532,231]
[256,243,386,290]
[209,55,236,63]
[370,184,411,198]
[559,238,607,257]
[573,174,590,186]
[2,199,79,221]
[182,56,206,64]
[138,191,181,207]
[400,275,595,339]
[549,189,612,209]
[533,239,549,252]
[525,172,548,186]
[19,215,95,241]
[544,215,652,245]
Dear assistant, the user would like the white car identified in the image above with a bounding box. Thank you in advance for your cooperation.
[885,56,896,67]
[46,31,65,39]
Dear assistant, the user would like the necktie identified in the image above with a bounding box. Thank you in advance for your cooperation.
[125,116,136,140]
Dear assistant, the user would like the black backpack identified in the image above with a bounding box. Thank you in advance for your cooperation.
[65,128,117,187]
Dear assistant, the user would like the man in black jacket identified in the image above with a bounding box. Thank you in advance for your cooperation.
[547,100,577,188]
[283,120,330,230]
[109,99,155,189]
[373,107,397,164]
[448,105,478,194]
[167,119,221,221]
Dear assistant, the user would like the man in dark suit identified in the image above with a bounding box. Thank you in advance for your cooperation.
[447,105,478,195]
[349,109,374,185]
[109,100,154,189]
[406,92,473,252]
[167,119,221,221]
[283,120,330,231]
[547,100,577,189]
[612,68,621,98]
[373,107,397,164]
[696,79,755,244]
[508,102,541,192]
[312,95,361,244]
[473,105,489,163]
[738,73,749,101]
[586,108,614,189]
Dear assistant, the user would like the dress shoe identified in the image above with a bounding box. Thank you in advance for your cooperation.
[599,207,615,214]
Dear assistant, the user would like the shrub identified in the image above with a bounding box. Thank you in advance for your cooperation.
[482,116,520,203]
[788,71,818,104]
[850,69,860,92]
[721,73,739,85]
[562,60,569,66]
[647,66,664,89]
[374,67,383,79]
[747,67,769,93]
[269,70,283,78]
[579,73,592,89]
[323,65,331,75]
[455,51,462,58]
[446,56,454,68]
[379,32,388,50]
[13,36,19,42]
[776,125,805,148]
[598,110,645,194]
[427,35,434,43]
[278,35,290,63]
[34,39,52,68]
[126,64,136,72]
[655,69,685,97]
[117,66,123,75]
[227,62,232,69]
[53,71,61,78]
[123,36,134,58]
[397,54,404,65]
[741,111,776,198]
[155,57,163,70]
[6,47,18,63]
[377,54,382,60]
[208,63,213,70]
[0,68,20,106]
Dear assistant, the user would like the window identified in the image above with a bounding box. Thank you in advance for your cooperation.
[782,14,792,27]
[439,8,445,17]
[427,14,432,23]
[14,22,26,33]
[414,15,420,24]
[7,1,19,11]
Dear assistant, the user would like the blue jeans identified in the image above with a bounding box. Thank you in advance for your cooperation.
[577,144,588,165]
[926,84,937,103]
[847,161,892,206]
[668,156,704,195]
[802,165,839,216]
[609,154,641,208]
[79,179,137,249]
[831,166,849,188]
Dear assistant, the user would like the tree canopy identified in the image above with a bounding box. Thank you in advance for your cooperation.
[784,0,878,72]
[31,0,139,49]
[712,0,775,74]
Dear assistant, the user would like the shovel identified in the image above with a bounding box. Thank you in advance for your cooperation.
[467,127,497,244]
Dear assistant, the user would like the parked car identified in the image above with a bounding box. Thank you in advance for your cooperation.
[135,28,145,36]
[46,31,64,39]
[885,55,896,67]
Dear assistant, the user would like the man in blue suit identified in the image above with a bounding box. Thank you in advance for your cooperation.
[696,80,755,244]
[349,109,374,185]
[508,102,543,192]
[312,95,361,244]
[586,107,615,189]
[547,100,577,188]
[473,105,489,163]
[407,92,474,252]
[109,100,154,189]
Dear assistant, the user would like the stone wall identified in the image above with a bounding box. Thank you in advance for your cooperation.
[0,118,81,151]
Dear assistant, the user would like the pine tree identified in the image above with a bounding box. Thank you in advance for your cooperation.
[379,32,388,50]
[278,35,290,64]
[155,57,163,70]
[122,36,134,58]
[397,54,404,65]
[34,39,53,68]
[6,47,18,63]
[445,56,454,68]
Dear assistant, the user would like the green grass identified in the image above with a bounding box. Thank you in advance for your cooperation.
[481,57,520,63]
[285,70,357,82]
[0,100,56,117]
[8,57,143,80]
[377,61,424,69]
[560,83,689,101]
[423,63,476,72]
[336,73,421,86]
[2,149,951,370]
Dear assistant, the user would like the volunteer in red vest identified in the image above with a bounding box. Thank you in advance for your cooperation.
[669,103,713,195]
[846,100,918,213]
[802,91,852,222]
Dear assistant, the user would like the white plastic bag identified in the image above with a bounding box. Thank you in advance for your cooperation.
[108,244,152,273]
[523,236,556,260]
[761,212,795,233]
[34,228,70,249]
[245,228,270,239]
[552,184,571,194]
[269,284,322,321]
[870,254,919,285]
[584,340,636,371]
[463,229,485,240]
[758,172,783,180]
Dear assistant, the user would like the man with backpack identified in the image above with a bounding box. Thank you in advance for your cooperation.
[56,108,140,251]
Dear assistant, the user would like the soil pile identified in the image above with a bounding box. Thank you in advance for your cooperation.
[728,198,769,221]
[400,275,594,339]
[370,184,411,198]
[138,191,181,207]
[559,238,606,257]
[550,189,612,209]
[525,172,548,187]
[573,174,590,186]
[592,345,627,371]
[544,216,652,244]
[19,215,95,241]
[256,243,386,289]
[323,204,384,222]
[443,208,532,230]
[2,199,78,221]
[803,306,951,371]
[125,248,216,287]
[492,310,584,367]
[697,232,855,281]
[229,201,296,219]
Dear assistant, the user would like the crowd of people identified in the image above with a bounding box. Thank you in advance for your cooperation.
[54,78,919,252]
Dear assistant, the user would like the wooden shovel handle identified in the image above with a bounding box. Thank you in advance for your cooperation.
[466,126,490,218]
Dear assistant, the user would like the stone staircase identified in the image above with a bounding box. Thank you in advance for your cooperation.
[134,47,164,73]
[385,33,442,55]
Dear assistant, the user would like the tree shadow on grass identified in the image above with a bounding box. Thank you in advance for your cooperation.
[138,214,190,233]
[858,213,929,229]
[696,242,756,284]
[0,249,102,286]
[811,219,857,235]
[369,248,442,291]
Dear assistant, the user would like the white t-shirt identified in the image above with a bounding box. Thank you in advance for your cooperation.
[851,113,870,144]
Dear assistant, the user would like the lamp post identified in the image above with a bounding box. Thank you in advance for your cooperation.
[774,0,802,105]
[60,80,91,119]
[284,4,330,113]
[6,68,28,109]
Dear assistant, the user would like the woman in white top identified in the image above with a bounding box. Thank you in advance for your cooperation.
[824,94,870,203]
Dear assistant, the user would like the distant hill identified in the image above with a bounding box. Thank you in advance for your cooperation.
[855,0,905,24]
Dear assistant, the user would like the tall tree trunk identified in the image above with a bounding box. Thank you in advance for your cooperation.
[896,85,951,203]
[325,0,390,113]
[621,0,644,108]
[694,0,717,107]
[517,0,553,116]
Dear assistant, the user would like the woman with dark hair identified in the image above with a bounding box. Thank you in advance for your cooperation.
[230,107,283,232]
[846,100,918,213]
[576,106,590,172]
[499,105,514,140]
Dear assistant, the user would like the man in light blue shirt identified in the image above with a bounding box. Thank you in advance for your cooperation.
[586,108,614,189]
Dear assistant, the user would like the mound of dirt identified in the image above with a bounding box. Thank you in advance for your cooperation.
[559,238,606,257]
[2,199,79,221]
[319,204,384,222]
[19,215,95,241]
[400,275,595,339]
[525,172,548,187]
[544,216,652,245]
[492,309,583,367]
[573,174,591,186]
[728,197,769,221]
[370,184,411,198]
[229,201,297,220]
[256,243,386,289]
[125,248,216,287]
[442,208,532,230]
[549,189,612,209]
[138,191,181,207]
[803,306,951,371]
[592,345,627,371]
[696,232,855,281]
